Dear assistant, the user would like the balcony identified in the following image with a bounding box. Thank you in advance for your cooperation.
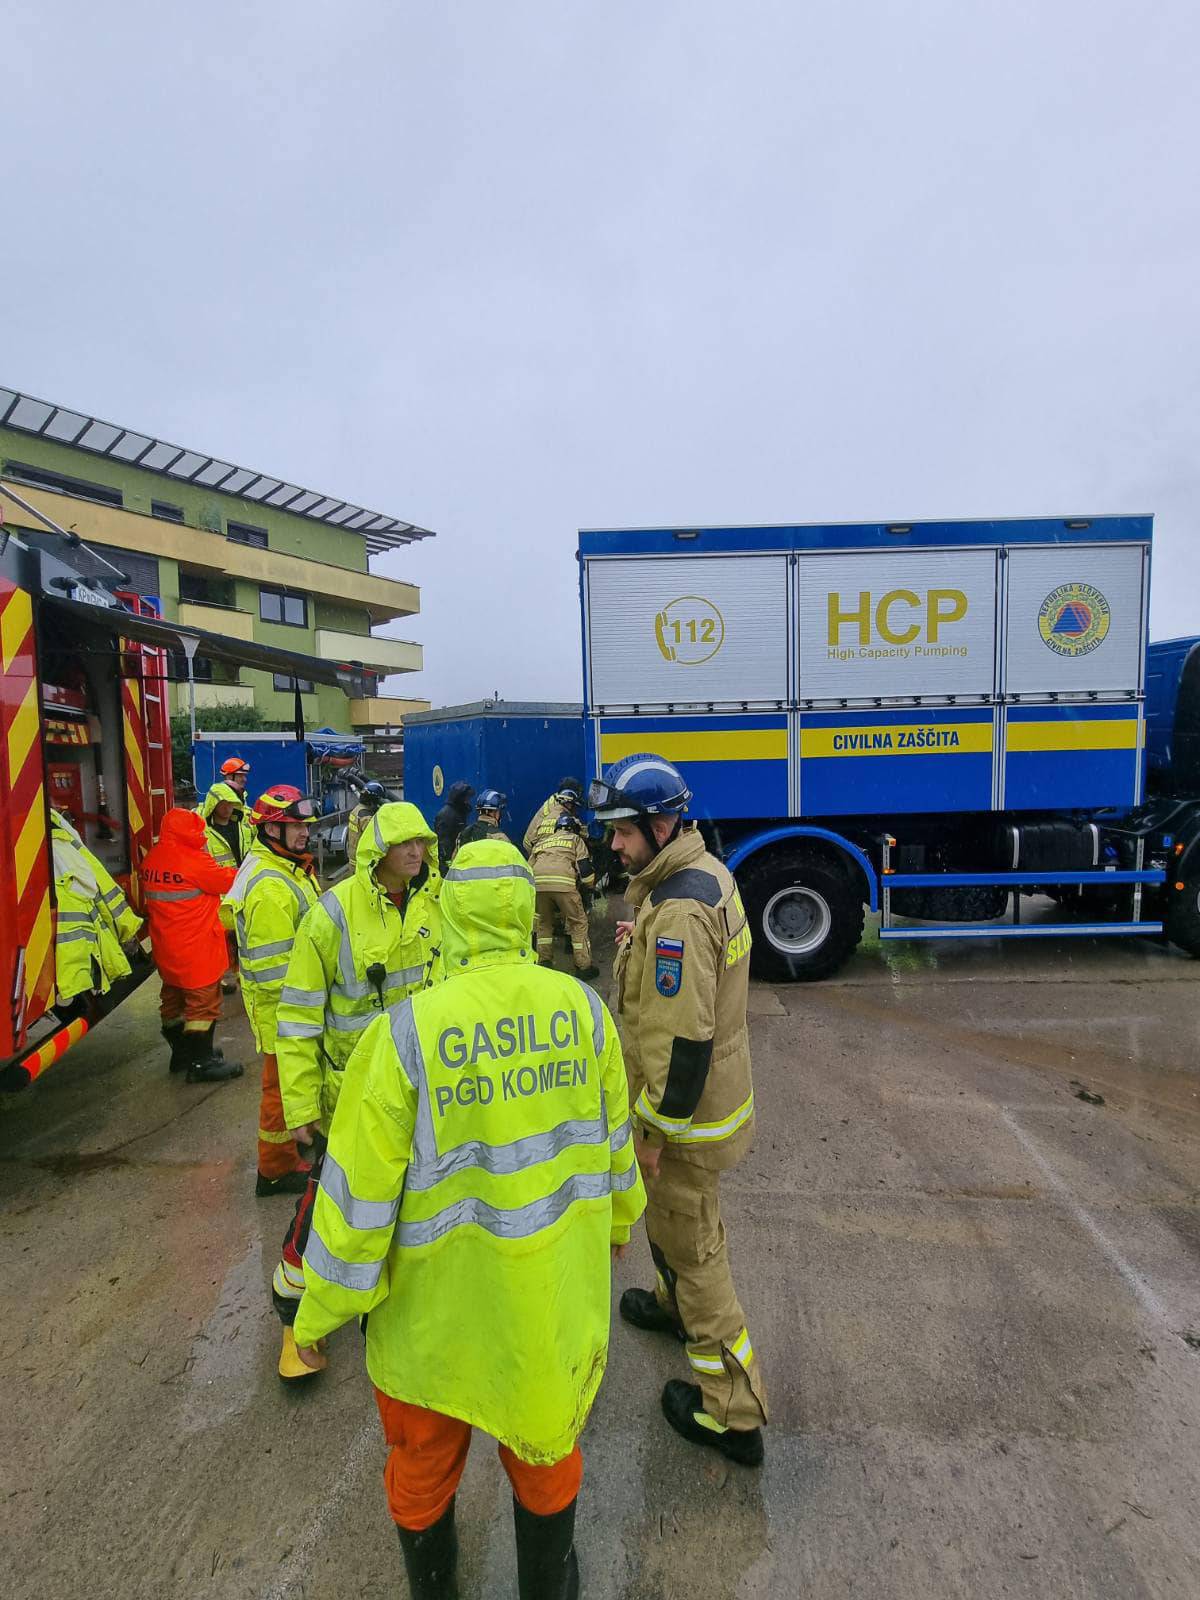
[172,682,256,713]
[315,629,422,675]
[349,695,431,729]
[178,601,255,641]
[1,481,420,622]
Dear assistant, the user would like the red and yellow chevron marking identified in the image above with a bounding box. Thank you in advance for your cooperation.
[122,675,150,911]
[0,582,53,1056]
[8,1015,89,1088]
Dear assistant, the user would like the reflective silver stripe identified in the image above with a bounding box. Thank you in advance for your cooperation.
[580,982,605,1056]
[102,887,125,904]
[324,1009,375,1034]
[389,999,422,1097]
[244,938,293,959]
[275,1018,324,1039]
[56,928,98,944]
[246,866,310,913]
[397,1168,613,1248]
[281,984,326,1008]
[145,887,202,902]
[303,1227,385,1292]
[612,1161,640,1192]
[334,964,425,1001]
[373,814,386,855]
[405,1115,608,1192]
[319,891,356,988]
[56,911,94,924]
[610,1118,632,1154]
[443,863,534,885]
[248,962,289,982]
[320,1153,402,1231]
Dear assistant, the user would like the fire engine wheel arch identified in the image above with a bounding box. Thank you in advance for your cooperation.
[1164,873,1200,958]
[737,844,866,982]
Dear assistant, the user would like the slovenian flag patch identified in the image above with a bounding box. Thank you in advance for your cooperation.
[655,936,684,997]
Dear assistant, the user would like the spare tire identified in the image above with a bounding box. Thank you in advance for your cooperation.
[738,846,864,982]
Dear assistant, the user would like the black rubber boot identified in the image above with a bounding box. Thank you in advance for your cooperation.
[161,1024,187,1074]
[576,965,601,981]
[255,1168,312,1197]
[513,1496,579,1600]
[396,1501,458,1600]
[661,1380,764,1467]
[619,1287,687,1341]
[186,1024,244,1084]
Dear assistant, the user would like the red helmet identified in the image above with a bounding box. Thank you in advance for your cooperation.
[251,785,316,827]
[221,757,251,777]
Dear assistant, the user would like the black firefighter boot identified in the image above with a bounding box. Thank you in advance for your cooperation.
[396,1501,458,1600]
[619,1287,687,1341]
[185,1024,244,1084]
[161,1023,188,1074]
[513,1496,579,1600]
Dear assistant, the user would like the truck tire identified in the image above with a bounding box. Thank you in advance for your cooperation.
[1165,876,1200,957]
[739,847,864,982]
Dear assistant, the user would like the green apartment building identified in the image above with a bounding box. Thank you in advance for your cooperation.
[0,387,431,733]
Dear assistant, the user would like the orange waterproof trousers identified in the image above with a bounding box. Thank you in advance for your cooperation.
[257,1053,308,1179]
[373,1391,583,1532]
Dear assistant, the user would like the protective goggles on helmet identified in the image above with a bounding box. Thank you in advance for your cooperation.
[220,758,251,776]
[587,777,642,818]
[252,790,316,824]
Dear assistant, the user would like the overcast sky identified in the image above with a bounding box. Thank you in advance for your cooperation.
[4,1,1198,708]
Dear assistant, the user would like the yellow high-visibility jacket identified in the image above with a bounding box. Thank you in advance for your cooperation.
[293,838,645,1464]
[223,840,319,1054]
[613,826,755,1170]
[50,810,142,1003]
[198,782,252,870]
[276,802,441,1131]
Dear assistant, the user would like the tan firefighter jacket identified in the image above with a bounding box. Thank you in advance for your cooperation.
[613,826,754,1171]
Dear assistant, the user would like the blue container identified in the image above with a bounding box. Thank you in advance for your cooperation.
[192,731,363,797]
[402,702,586,840]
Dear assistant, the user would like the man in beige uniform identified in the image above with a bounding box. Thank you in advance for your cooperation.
[591,753,766,1467]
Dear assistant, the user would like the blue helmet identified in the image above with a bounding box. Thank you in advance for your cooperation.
[361,781,388,806]
[588,753,692,821]
[477,788,506,814]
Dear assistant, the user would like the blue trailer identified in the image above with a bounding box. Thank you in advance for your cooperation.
[191,730,364,813]
[403,702,587,842]
[579,515,1200,977]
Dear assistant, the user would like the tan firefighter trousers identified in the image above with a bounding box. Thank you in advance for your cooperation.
[534,887,592,971]
[647,1157,767,1430]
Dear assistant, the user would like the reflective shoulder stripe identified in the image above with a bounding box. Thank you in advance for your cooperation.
[320,1152,402,1230]
[281,984,326,1008]
[442,862,535,885]
[396,1168,613,1248]
[303,1227,385,1292]
[145,887,203,903]
[247,866,311,913]
[389,999,421,1092]
[578,982,605,1056]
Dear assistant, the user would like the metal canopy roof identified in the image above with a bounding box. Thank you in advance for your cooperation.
[0,385,435,554]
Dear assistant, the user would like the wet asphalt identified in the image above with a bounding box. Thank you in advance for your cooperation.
[1,904,1198,1600]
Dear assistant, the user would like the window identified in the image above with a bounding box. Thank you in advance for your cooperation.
[107,546,160,597]
[273,673,315,693]
[260,586,307,627]
[227,521,268,548]
[2,460,122,508]
[152,499,184,523]
[179,570,235,608]
[169,650,213,683]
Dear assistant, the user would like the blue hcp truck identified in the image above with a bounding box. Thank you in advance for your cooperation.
[579,515,1200,979]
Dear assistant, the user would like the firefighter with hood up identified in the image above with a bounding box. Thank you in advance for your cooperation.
[198,781,252,870]
[591,753,767,1467]
[291,839,645,1600]
[139,808,244,1084]
[270,802,442,1380]
[50,809,143,1008]
[223,787,321,1198]
[433,780,475,871]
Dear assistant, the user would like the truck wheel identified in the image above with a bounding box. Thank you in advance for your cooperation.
[739,848,864,982]
[1165,876,1200,957]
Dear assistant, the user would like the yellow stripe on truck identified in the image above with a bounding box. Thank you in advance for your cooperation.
[1005,719,1139,753]
[799,723,993,759]
[599,729,787,763]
